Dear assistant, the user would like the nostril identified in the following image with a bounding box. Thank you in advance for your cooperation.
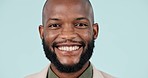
[59,32,77,40]
[61,34,76,40]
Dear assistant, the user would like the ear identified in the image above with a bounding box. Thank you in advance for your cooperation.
[93,23,99,40]
[39,25,44,39]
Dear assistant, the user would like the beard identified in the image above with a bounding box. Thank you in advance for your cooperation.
[42,39,95,73]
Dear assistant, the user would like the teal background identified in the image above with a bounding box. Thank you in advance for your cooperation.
[0,0,148,78]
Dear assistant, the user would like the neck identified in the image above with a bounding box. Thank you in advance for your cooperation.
[50,61,90,78]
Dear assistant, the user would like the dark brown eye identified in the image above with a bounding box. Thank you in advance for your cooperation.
[48,24,61,29]
[74,23,88,29]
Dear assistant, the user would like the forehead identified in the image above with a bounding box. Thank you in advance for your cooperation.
[43,0,92,23]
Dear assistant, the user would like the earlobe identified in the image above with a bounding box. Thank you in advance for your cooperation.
[39,25,44,39]
[93,23,99,40]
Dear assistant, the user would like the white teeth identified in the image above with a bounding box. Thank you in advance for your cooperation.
[58,46,80,51]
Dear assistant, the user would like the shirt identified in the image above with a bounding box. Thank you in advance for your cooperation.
[47,64,93,78]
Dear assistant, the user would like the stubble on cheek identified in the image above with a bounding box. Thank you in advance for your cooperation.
[44,30,60,51]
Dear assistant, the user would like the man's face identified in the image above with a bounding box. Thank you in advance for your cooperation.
[39,0,98,72]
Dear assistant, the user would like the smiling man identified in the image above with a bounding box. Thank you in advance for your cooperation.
[25,0,114,78]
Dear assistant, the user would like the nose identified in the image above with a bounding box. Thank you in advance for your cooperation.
[59,24,77,40]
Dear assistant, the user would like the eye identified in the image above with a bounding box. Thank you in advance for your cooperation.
[74,23,88,29]
[48,24,61,29]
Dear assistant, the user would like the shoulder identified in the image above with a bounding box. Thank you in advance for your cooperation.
[100,71,115,78]
[25,72,40,78]
[93,66,116,78]
[24,65,49,78]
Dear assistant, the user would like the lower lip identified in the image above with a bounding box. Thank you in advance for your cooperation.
[54,47,83,56]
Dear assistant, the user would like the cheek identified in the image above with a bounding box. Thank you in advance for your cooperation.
[44,29,60,38]
[78,29,93,42]
[44,30,59,49]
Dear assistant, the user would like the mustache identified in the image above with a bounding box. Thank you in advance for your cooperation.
[52,39,86,47]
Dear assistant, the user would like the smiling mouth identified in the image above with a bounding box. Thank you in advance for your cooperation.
[56,45,82,52]
[53,41,85,52]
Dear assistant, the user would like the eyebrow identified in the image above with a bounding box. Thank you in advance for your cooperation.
[46,18,61,24]
[48,18,61,21]
[75,17,89,21]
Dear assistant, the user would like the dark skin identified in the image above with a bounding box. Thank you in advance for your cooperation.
[39,0,99,78]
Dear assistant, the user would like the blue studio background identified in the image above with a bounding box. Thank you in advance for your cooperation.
[0,0,148,78]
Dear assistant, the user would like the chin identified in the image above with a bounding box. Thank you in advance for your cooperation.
[59,59,80,66]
